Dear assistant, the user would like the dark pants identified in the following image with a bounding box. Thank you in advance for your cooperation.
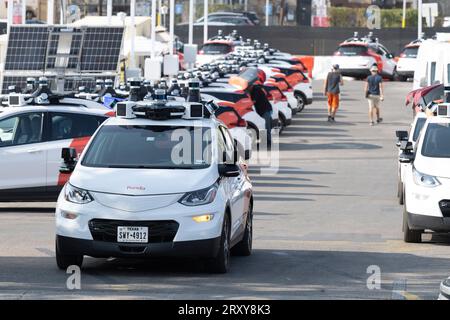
[262,111,272,147]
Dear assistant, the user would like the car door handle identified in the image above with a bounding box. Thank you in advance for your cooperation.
[27,148,41,153]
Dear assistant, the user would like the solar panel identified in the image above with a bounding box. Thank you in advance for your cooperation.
[4,26,49,71]
[80,27,124,72]
[1,25,124,93]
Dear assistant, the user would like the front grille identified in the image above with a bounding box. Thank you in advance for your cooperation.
[88,219,179,243]
[439,200,450,218]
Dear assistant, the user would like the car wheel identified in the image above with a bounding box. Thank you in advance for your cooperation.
[246,125,258,148]
[288,103,298,115]
[205,215,231,273]
[296,95,306,112]
[55,240,83,270]
[398,181,404,205]
[392,69,401,81]
[402,205,422,243]
[232,202,253,256]
[279,112,287,134]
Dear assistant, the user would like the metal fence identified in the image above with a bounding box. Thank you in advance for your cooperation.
[175,25,449,55]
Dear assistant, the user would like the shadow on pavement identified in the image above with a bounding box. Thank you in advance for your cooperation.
[0,249,448,299]
[279,142,382,151]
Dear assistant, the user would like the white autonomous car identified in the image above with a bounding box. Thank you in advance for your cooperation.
[55,99,253,273]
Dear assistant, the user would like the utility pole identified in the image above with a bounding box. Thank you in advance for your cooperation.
[418,0,422,39]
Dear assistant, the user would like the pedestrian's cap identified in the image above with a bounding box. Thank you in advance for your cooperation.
[332,64,339,70]
[370,65,379,72]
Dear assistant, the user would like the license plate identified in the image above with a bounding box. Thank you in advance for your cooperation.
[117,226,148,243]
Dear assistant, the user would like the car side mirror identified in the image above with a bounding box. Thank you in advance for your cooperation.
[399,141,414,163]
[60,147,77,173]
[396,130,409,147]
[218,164,240,177]
[399,152,415,163]
[222,150,238,164]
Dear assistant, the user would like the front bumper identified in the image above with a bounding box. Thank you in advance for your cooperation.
[407,212,450,232]
[55,187,226,244]
[56,235,221,258]
[397,70,414,78]
[339,68,370,78]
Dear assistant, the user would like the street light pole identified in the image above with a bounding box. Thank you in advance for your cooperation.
[130,0,136,68]
[107,0,113,25]
[203,0,208,44]
[151,0,157,59]
[402,0,406,28]
[265,0,269,26]
[418,0,422,39]
[22,0,26,24]
[7,0,13,33]
[47,0,54,25]
[169,0,174,54]
[188,0,194,44]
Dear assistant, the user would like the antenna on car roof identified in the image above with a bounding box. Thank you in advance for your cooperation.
[128,78,142,102]
[187,79,201,103]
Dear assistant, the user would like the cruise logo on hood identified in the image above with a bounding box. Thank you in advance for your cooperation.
[127,186,146,191]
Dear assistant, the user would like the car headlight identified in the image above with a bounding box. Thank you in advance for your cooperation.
[65,184,94,204]
[179,183,218,206]
[413,167,441,188]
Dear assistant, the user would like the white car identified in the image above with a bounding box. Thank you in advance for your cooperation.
[396,41,421,81]
[0,98,111,201]
[439,277,450,300]
[200,89,267,136]
[332,33,397,79]
[401,109,450,242]
[55,100,254,273]
[197,40,235,67]
[396,112,427,205]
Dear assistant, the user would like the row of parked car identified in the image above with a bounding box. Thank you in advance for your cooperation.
[396,83,450,244]
[330,31,422,82]
[0,33,313,272]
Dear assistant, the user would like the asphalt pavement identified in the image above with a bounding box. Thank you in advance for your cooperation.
[0,79,449,300]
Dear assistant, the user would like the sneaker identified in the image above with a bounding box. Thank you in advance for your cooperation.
[331,117,335,122]
[327,116,332,122]
[370,121,375,126]
[377,118,383,123]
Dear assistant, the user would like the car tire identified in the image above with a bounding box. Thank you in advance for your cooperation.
[392,69,401,81]
[403,206,422,243]
[205,215,231,273]
[279,112,287,134]
[398,181,404,205]
[296,95,306,112]
[232,203,253,256]
[55,240,83,270]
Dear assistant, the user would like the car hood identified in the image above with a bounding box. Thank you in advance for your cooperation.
[414,156,450,178]
[196,54,225,66]
[69,165,218,196]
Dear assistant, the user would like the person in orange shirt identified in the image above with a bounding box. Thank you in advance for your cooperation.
[323,64,344,122]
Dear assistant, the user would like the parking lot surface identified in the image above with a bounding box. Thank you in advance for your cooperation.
[0,80,449,300]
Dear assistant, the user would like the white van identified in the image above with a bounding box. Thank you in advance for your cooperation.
[413,34,450,90]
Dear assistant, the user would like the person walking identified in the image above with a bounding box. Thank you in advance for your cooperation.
[323,64,343,122]
[249,83,273,148]
[365,65,384,126]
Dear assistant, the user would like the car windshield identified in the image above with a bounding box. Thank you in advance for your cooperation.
[421,123,450,158]
[412,117,426,142]
[82,125,212,169]
[209,16,250,25]
[201,43,232,55]
[402,46,419,58]
[203,91,248,103]
[337,45,368,56]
